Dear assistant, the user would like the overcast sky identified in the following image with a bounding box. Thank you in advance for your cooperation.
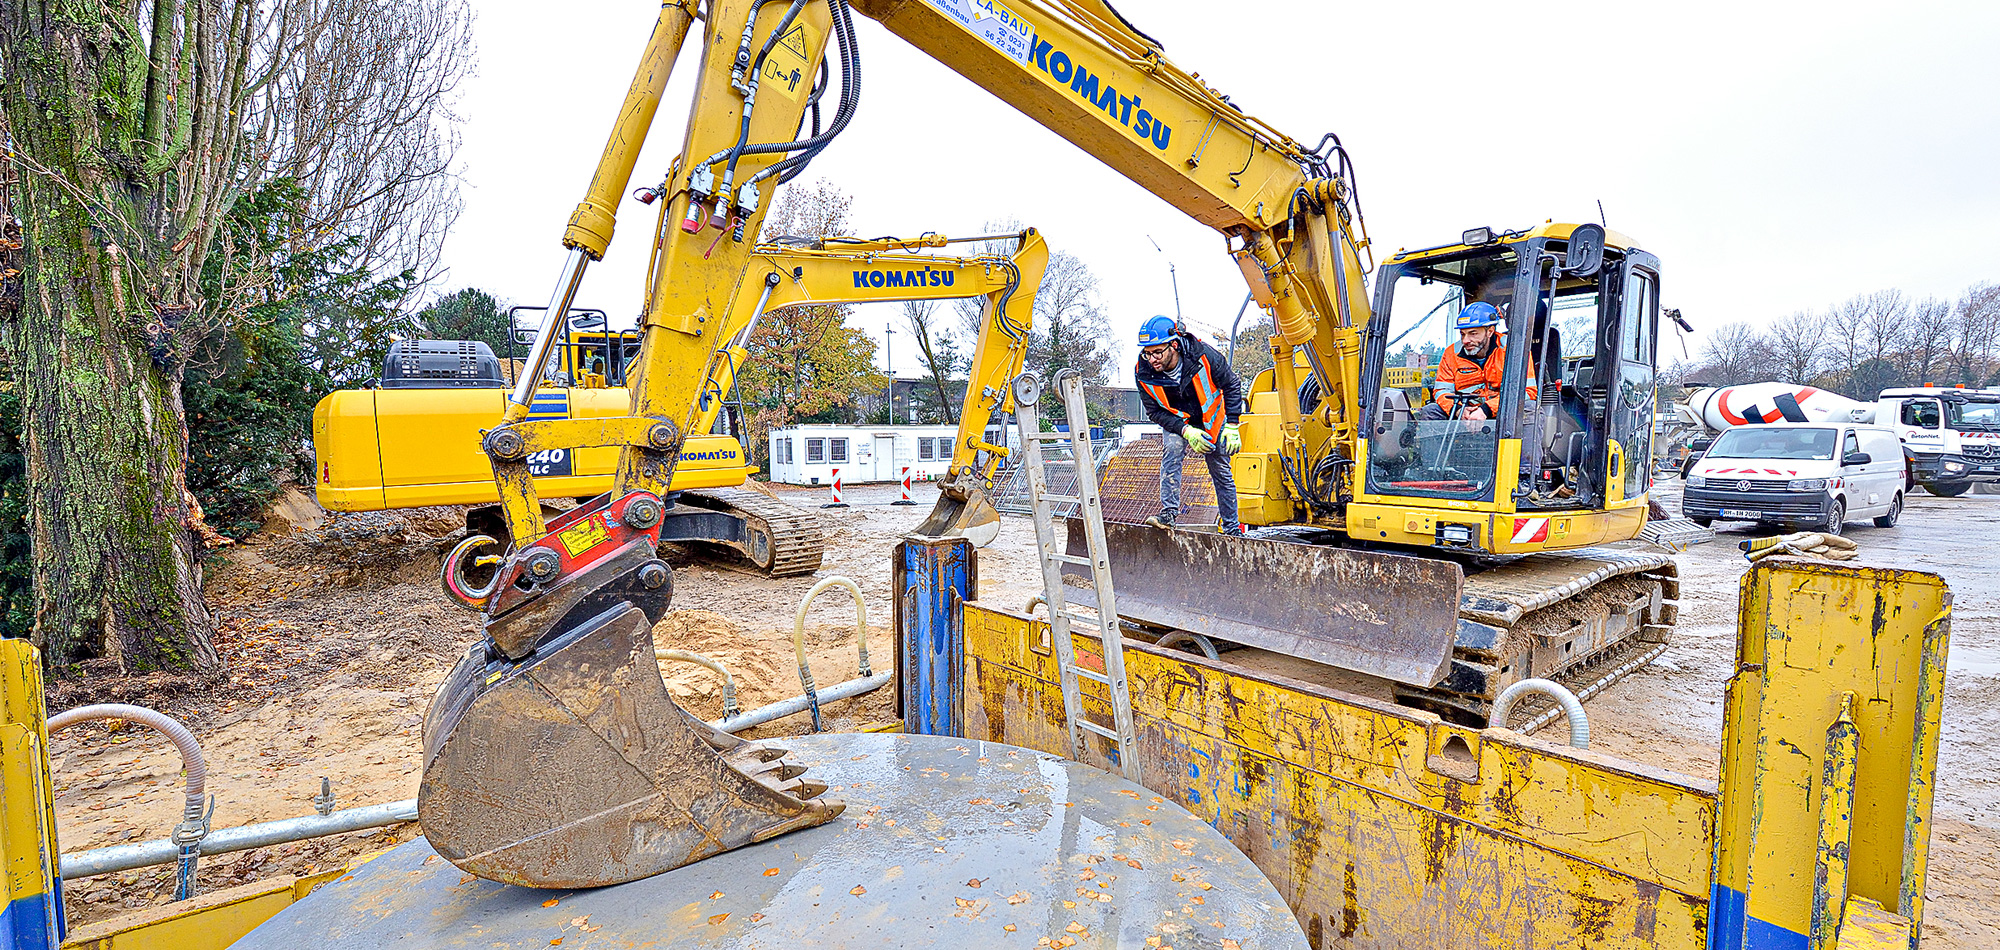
[436,1,2000,386]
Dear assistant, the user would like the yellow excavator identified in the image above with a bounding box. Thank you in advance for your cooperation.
[312,233,1046,575]
[415,0,1677,888]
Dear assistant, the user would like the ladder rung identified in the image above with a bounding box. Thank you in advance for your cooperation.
[1077,720,1119,740]
[1051,553,1096,568]
[1037,493,1082,504]
[1069,667,1112,685]
[1028,432,1078,441]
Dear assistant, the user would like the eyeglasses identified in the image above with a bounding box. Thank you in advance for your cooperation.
[1141,345,1173,360]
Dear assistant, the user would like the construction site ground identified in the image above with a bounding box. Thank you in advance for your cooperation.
[41,480,2000,947]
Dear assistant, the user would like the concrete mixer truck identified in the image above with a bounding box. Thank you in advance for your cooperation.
[1676,382,2000,496]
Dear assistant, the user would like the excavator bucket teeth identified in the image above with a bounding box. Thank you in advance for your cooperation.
[419,602,843,889]
[1075,520,1463,687]
[912,486,1003,547]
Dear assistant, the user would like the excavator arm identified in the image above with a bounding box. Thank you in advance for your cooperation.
[422,0,1407,891]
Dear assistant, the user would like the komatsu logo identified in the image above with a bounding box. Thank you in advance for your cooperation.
[853,268,957,289]
[1027,37,1173,151]
[680,449,738,462]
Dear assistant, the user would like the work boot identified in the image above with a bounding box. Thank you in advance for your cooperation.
[1143,511,1176,529]
[1217,519,1246,537]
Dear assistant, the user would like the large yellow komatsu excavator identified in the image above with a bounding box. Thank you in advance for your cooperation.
[416,0,1678,888]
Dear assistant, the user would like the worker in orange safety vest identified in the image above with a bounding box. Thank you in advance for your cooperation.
[1135,315,1247,535]
[1419,302,1536,421]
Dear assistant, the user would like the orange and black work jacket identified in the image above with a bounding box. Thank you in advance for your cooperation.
[1433,342,1536,417]
[1135,332,1245,439]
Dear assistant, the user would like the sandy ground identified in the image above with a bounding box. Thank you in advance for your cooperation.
[42,479,1998,945]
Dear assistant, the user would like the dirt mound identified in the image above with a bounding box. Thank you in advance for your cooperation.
[258,507,465,590]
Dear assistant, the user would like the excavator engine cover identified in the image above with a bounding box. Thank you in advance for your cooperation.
[420,492,842,888]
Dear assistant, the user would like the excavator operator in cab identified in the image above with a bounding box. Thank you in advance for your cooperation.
[1420,302,1535,421]
[1134,315,1246,536]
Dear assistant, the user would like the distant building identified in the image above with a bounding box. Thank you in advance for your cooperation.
[767,423,1011,486]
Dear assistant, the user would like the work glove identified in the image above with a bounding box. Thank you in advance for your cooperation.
[1219,423,1241,454]
[1182,427,1213,454]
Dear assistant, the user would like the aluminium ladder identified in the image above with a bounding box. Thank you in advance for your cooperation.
[1011,370,1140,783]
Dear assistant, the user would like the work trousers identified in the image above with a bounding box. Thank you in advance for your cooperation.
[1160,432,1239,529]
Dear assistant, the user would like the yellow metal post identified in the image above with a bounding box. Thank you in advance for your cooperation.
[1710,560,1949,950]
[1810,692,1860,950]
[2,640,62,948]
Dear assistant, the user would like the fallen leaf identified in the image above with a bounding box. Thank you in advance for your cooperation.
[710,891,725,900]
[569,916,588,927]
[764,868,780,877]
[1004,924,1017,932]
[1059,935,1078,947]
[851,885,867,896]
[1222,941,1240,950]
[1171,873,1185,882]
[542,898,560,908]
[1147,938,1163,948]
[1078,869,1096,881]
[1095,892,1112,902]
[1063,900,1076,908]
[1193,895,1205,905]
[708,913,730,925]
[1126,858,1143,870]
[966,877,984,888]
[581,925,601,934]
[549,941,562,947]
[1198,882,1212,891]
[458,874,476,885]
[969,797,992,805]
[1067,922,1087,934]
[749,913,764,922]
[1008,892,1030,905]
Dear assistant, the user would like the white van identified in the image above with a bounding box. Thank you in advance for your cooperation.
[1680,422,1905,534]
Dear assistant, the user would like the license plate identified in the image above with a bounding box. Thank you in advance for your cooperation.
[526,448,573,478]
[1719,508,1762,519]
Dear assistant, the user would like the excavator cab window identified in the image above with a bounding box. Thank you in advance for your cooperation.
[1363,247,1524,501]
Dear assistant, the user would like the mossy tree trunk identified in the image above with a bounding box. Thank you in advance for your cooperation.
[0,2,259,671]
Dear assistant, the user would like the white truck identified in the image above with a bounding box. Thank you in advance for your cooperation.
[1676,382,2000,496]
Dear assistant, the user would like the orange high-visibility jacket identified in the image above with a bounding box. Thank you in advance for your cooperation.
[1434,343,1536,417]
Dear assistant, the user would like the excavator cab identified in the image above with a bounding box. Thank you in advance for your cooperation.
[1359,223,1660,553]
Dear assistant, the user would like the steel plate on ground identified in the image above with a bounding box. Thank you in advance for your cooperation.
[1072,520,1462,687]
[229,733,1306,949]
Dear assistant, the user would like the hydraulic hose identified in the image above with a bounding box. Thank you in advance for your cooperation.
[48,704,210,900]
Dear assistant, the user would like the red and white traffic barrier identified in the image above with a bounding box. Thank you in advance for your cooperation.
[893,466,917,505]
[822,468,849,508]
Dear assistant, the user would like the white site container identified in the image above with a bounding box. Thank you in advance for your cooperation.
[768,424,1010,486]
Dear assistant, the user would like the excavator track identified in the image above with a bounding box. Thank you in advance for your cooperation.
[1398,545,1680,726]
[678,487,824,577]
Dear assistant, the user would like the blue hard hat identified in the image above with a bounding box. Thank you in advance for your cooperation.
[1137,315,1178,347]
[1454,301,1503,330]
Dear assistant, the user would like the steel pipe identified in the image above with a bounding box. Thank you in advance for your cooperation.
[1491,678,1590,749]
[707,671,892,734]
[61,799,418,881]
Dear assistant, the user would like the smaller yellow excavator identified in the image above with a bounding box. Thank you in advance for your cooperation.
[311,232,1047,575]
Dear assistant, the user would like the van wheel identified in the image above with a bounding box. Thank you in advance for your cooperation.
[1821,498,1846,536]
[1873,493,1903,528]
[1927,481,1970,498]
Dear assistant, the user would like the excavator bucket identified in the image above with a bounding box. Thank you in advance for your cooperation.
[1073,520,1463,687]
[422,493,841,888]
[911,483,1003,547]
